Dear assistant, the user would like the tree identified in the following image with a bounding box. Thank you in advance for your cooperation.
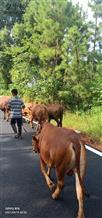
[0,0,30,90]
[0,0,30,29]
[61,23,92,110]
[0,0,101,110]
[0,27,12,89]
[10,0,79,101]
[88,0,102,74]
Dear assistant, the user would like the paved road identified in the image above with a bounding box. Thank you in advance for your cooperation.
[0,111,102,218]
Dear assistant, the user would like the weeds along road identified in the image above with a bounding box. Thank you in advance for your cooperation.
[0,111,102,218]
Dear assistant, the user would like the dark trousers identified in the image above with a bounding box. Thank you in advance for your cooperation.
[11,117,22,136]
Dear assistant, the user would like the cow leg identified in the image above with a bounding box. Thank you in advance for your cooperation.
[57,118,62,127]
[6,112,9,121]
[57,120,60,127]
[54,118,59,127]
[5,108,10,121]
[30,116,33,128]
[75,169,85,218]
[48,117,51,123]
[47,166,51,177]
[52,170,64,199]
[59,114,63,127]
[40,159,55,191]
[3,108,6,120]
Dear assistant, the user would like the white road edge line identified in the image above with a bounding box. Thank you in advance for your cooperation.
[85,145,102,157]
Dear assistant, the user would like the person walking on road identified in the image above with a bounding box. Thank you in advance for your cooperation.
[7,89,25,139]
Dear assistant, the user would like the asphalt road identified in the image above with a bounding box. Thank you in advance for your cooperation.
[0,111,102,218]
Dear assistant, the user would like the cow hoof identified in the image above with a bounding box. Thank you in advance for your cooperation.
[76,217,85,218]
[49,183,55,192]
[52,192,59,200]
[76,214,85,218]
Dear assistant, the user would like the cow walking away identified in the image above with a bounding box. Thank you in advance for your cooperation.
[47,104,63,127]
[30,103,63,128]
[30,104,48,128]
[32,122,87,218]
[0,96,10,121]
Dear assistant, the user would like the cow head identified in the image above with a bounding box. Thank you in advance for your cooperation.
[32,135,39,153]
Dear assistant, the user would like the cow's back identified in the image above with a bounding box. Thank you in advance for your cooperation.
[0,96,10,109]
[40,123,80,147]
[38,123,81,167]
[47,104,63,118]
[31,104,48,123]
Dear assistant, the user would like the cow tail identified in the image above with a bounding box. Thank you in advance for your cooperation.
[79,142,87,182]
[79,142,90,197]
[72,142,89,197]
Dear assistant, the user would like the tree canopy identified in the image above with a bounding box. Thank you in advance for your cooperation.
[0,0,102,110]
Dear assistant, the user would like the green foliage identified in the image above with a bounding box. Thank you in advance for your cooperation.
[63,107,102,143]
[90,74,102,106]
[0,0,30,29]
[0,0,102,111]
[0,27,12,89]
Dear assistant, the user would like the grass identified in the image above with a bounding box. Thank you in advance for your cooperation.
[63,108,102,143]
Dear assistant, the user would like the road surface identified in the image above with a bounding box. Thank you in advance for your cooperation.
[0,111,102,218]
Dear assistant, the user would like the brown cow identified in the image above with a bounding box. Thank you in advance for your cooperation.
[22,102,33,118]
[46,104,63,127]
[30,104,48,128]
[32,122,86,218]
[0,96,10,120]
